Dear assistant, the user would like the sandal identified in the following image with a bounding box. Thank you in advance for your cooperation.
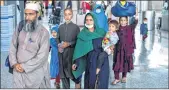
[121,77,127,83]
[112,79,120,85]
[75,83,81,89]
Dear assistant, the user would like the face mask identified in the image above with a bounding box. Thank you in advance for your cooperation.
[85,24,94,29]
[65,20,71,24]
[144,22,147,24]
[52,36,57,38]
[96,9,101,13]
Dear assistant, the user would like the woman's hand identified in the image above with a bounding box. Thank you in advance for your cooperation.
[72,64,77,71]
[96,68,100,75]
[135,8,138,20]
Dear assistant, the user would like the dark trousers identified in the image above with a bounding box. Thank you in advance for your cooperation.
[61,75,82,89]
[114,71,127,80]
[142,35,147,41]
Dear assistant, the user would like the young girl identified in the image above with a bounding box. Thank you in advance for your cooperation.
[50,25,60,88]
[96,20,119,83]
[112,16,137,85]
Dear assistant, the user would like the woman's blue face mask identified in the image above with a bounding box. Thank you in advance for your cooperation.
[96,9,101,13]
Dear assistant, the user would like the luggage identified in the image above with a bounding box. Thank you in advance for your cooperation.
[111,0,136,17]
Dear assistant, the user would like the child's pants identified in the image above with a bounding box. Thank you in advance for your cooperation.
[108,55,114,81]
[55,74,60,83]
[61,74,82,89]
[114,71,127,80]
[51,74,60,83]
[142,35,147,41]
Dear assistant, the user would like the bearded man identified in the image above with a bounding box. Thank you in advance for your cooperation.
[9,3,50,88]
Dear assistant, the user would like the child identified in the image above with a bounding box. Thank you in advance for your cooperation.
[140,18,148,41]
[112,16,137,85]
[50,25,60,89]
[57,8,81,89]
[96,20,119,83]
[102,20,119,55]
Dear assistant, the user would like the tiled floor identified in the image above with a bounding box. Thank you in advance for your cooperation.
[1,10,168,89]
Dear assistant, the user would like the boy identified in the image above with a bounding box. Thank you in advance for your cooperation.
[140,18,148,41]
[57,8,81,89]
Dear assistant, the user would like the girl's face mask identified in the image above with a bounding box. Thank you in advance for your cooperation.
[51,31,57,38]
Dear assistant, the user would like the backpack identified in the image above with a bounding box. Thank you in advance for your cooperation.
[5,20,24,74]
[53,7,61,17]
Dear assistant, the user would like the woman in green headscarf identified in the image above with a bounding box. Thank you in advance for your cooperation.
[72,12,109,89]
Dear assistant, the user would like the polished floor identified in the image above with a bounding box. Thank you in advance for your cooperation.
[1,9,168,89]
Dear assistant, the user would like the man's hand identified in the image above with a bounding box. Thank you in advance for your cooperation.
[62,42,70,49]
[72,64,77,71]
[13,64,24,73]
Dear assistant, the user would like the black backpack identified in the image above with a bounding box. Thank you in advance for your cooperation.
[53,8,61,17]
[5,20,24,74]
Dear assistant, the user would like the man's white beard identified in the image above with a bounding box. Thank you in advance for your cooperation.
[23,18,38,32]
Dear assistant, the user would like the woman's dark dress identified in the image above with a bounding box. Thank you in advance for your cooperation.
[84,38,109,89]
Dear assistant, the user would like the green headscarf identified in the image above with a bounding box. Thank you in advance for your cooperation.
[72,12,106,78]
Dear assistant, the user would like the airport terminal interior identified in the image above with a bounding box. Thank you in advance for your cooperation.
[1,0,168,89]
